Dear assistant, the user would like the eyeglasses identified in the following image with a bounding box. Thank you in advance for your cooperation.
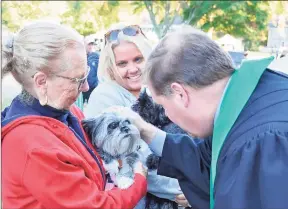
[54,66,90,90]
[104,25,146,45]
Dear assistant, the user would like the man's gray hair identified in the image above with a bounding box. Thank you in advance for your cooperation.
[143,26,235,96]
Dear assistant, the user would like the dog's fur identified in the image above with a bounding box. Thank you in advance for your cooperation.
[82,89,189,209]
[131,88,187,170]
[82,112,141,189]
[82,112,180,209]
[131,88,187,135]
[131,88,189,209]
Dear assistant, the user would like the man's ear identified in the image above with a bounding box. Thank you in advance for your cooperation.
[171,82,189,108]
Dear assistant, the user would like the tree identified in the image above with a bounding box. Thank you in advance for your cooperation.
[182,1,270,51]
[132,1,182,39]
[131,1,270,50]
[270,1,287,15]
[2,1,50,32]
[60,1,93,36]
[60,1,120,36]
[2,1,121,36]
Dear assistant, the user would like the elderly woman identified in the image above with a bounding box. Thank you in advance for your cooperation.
[1,22,147,209]
[84,24,189,208]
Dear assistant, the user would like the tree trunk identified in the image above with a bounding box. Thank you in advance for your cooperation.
[144,1,161,39]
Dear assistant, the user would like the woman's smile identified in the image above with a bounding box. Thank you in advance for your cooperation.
[127,73,142,81]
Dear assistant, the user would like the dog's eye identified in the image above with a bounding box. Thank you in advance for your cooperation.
[124,119,131,125]
[108,122,119,130]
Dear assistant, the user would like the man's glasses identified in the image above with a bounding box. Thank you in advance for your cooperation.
[54,66,90,90]
[104,25,146,45]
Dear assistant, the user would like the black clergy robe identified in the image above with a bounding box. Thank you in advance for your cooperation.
[157,69,288,209]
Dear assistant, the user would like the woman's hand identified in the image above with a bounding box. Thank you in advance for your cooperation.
[134,161,147,178]
[176,193,191,207]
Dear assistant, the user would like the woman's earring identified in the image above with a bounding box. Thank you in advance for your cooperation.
[39,94,48,106]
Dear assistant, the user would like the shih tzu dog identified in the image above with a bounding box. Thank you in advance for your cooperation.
[82,89,191,209]
[82,112,141,189]
[82,112,181,209]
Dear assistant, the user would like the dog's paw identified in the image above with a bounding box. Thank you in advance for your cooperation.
[103,160,119,175]
[116,176,134,189]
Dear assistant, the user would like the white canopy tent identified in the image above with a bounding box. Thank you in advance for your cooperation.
[268,56,288,74]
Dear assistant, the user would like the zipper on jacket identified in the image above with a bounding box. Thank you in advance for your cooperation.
[69,127,106,189]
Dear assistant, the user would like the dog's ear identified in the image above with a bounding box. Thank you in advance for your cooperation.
[131,88,147,113]
[157,106,171,126]
[82,118,96,139]
[81,116,104,142]
[138,88,149,106]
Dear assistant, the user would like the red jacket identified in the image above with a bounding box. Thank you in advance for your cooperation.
[2,105,147,209]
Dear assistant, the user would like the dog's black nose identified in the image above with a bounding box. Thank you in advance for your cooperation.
[121,126,130,133]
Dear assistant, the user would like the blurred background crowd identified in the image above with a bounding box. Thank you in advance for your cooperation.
[2,1,288,110]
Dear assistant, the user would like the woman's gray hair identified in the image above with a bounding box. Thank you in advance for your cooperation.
[143,26,235,96]
[1,21,84,87]
[2,28,15,78]
[97,23,153,82]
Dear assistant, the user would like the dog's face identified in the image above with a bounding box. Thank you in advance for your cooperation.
[131,88,171,127]
[82,112,141,157]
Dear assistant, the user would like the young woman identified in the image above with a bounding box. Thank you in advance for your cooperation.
[85,23,188,208]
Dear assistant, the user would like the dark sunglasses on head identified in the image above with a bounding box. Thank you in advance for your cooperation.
[104,25,146,45]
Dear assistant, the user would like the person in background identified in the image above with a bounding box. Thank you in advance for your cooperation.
[84,23,190,208]
[1,21,147,209]
[83,36,100,104]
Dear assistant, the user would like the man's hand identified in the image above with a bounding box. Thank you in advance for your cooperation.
[104,106,159,144]
[103,106,144,128]
[176,193,191,208]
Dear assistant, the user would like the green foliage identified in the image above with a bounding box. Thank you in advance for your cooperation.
[131,1,145,14]
[131,1,182,38]
[60,1,92,36]
[132,0,271,50]
[2,1,49,32]
[183,1,270,51]
[60,1,121,36]
[97,1,120,29]
[2,1,275,51]
[2,1,121,36]
[274,1,285,15]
